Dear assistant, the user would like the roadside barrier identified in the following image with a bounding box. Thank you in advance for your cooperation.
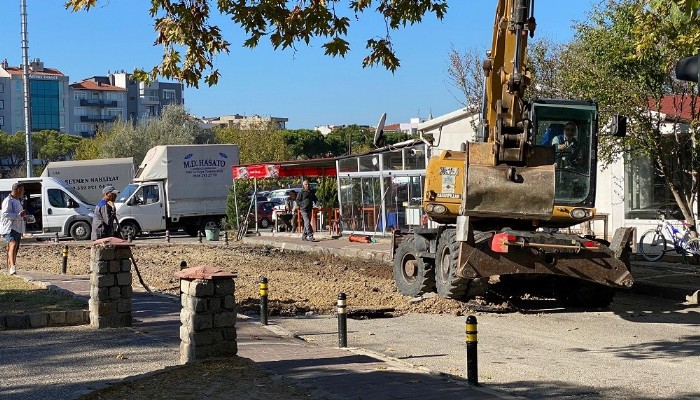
[198,230,203,243]
[259,277,268,325]
[61,245,68,274]
[224,231,229,245]
[337,293,347,348]
[54,232,59,243]
[166,230,171,243]
[466,315,478,385]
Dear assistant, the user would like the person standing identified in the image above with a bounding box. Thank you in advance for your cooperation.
[1,183,27,275]
[92,185,119,240]
[285,190,299,232]
[296,180,317,241]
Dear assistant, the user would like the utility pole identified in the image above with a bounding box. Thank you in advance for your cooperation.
[21,0,32,177]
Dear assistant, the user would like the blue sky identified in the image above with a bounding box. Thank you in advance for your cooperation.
[0,1,593,129]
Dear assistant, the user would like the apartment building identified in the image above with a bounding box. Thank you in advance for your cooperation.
[0,58,69,134]
[108,72,184,121]
[204,114,288,130]
[69,78,127,137]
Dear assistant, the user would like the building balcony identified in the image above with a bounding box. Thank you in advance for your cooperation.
[79,99,118,107]
[139,95,160,104]
[80,115,118,123]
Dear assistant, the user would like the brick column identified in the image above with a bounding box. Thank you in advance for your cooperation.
[176,265,237,364]
[89,238,134,329]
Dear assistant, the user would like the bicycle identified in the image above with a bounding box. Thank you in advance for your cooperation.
[638,210,700,263]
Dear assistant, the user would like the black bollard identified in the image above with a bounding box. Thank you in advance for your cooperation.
[61,245,68,274]
[224,231,229,246]
[466,315,478,385]
[165,230,170,243]
[337,293,347,348]
[54,232,60,243]
[198,230,203,243]
[128,233,133,243]
[259,277,268,325]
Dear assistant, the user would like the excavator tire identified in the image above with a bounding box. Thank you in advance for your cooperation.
[393,236,435,297]
[435,229,470,299]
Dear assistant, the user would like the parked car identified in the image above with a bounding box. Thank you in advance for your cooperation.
[249,201,277,229]
[268,188,302,203]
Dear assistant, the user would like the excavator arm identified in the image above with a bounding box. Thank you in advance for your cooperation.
[482,0,536,164]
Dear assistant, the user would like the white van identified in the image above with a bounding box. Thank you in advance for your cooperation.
[0,177,95,241]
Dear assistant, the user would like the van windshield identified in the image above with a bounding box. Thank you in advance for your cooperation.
[116,184,138,203]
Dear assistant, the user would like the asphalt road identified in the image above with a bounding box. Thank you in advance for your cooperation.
[274,292,700,400]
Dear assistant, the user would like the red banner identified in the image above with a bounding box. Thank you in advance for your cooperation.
[232,164,280,180]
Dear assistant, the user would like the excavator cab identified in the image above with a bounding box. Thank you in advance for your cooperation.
[531,99,599,227]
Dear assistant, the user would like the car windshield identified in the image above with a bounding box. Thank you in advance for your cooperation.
[115,184,138,203]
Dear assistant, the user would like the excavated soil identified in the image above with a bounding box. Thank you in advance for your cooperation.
[16,242,478,316]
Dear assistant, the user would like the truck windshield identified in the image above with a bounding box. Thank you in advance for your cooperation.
[533,103,596,205]
[116,184,138,203]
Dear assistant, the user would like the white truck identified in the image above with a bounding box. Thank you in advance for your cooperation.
[0,177,95,240]
[41,158,135,205]
[114,144,239,238]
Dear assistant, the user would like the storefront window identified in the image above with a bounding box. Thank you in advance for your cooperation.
[404,145,426,170]
[359,155,380,172]
[338,158,358,173]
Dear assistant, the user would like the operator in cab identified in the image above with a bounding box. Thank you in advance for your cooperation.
[553,122,582,168]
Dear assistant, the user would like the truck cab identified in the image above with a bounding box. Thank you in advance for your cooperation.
[114,181,166,238]
[0,177,94,240]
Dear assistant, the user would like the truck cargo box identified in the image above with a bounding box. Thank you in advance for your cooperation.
[41,158,135,204]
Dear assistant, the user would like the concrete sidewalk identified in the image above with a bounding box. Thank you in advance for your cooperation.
[5,270,508,400]
[242,231,700,302]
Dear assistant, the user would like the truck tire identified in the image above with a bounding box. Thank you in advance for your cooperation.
[393,236,435,297]
[69,221,91,241]
[435,229,470,299]
[120,221,140,240]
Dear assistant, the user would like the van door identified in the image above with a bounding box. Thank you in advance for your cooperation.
[128,183,165,232]
[43,187,81,235]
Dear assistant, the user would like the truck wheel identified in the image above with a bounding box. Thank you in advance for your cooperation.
[120,221,140,240]
[70,221,91,241]
[393,236,435,297]
[435,229,470,299]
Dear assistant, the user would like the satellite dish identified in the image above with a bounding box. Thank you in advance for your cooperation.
[373,112,387,147]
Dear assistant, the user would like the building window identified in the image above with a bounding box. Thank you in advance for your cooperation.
[0,100,3,110]
[625,151,687,219]
[30,79,60,131]
[0,82,4,93]
[107,109,122,118]
[0,116,4,127]
[74,107,86,116]
[74,123,89,132]
[163,89,176,100]
[74,91,87,100]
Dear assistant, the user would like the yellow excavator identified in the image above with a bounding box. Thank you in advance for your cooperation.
[392,0,634,307]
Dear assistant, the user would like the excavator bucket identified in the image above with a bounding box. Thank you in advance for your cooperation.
[464,143,556,220]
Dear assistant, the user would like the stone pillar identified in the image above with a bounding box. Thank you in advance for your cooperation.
[176,265,237,364]
[89,238,134,328]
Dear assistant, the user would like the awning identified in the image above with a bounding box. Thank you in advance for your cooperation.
[232,157,337,180]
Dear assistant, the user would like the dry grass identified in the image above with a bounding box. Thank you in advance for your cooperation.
[0,273,86,315]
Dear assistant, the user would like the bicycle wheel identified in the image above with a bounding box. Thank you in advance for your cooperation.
[638,229,667,262]
[683,238,700,264]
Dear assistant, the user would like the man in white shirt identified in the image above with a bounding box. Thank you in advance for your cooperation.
[1,183,27,275]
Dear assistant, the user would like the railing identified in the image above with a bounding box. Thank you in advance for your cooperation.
[79,99,118,107]
[80,115,118,122]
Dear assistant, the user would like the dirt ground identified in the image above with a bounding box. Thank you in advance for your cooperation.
[18,242,477,316]
[12,241,475,400]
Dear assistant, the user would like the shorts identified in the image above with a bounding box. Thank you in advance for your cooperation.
[3,230,22,247]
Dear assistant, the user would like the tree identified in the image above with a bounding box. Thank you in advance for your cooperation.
[326,125,375,155]
[0,132,26,175]
[99,104,210,164]
[215,121,289,164]
[559,0,700,232]
[445,45,485,114]
[282,129,328,159]
[66,0,448,87]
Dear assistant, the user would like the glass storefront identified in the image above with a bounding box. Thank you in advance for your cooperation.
[336,143,427,235]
